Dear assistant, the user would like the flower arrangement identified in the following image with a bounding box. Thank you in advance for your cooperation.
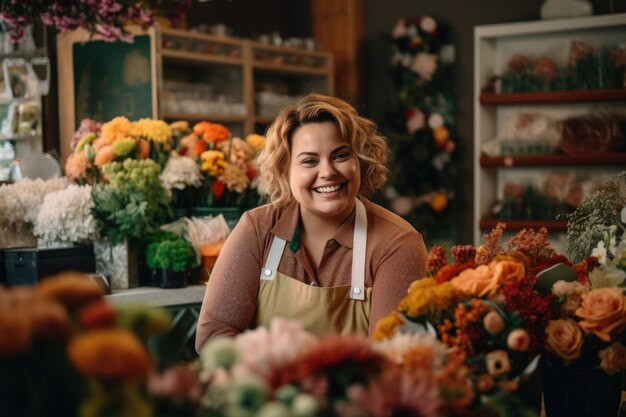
[65,116,180,185]
[91,159,171,245]
[33,184,98,248]
[0,177,69,228]
[0,272,173,417]
[176,122,265,209]
[383,16,458,245]
[0,0,191,43]
[373,224,561,415]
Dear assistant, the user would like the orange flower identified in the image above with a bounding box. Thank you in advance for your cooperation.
[138,138,150,159]
[64,152,89,180]
[193,139,208,156]
[576,287,626,342]
[94,145,115,167]
[36,272,104,309]
[598,342,626,375]
[545,319,583,363]
[429,191,448,212]
[372,313,403,341]
[67,328,152,381]
[100,116,134,145]
[450,260,524,297]
[193,122,230,143]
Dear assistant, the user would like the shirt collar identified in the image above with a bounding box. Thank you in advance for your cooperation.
[270,197,367,250]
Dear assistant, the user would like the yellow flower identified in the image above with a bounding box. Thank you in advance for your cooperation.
[169,120,189,132]
[372,312,403,341]
[101,116,134,145]
[135,118,172,144]
[201,150,226,176]
[246,134,266,152]
[398,278,465,318]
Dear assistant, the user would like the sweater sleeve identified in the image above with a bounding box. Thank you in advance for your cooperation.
[195,211,263,352]
[368,230,427,335]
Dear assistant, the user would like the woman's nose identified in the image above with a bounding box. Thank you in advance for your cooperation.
[318,159,337,178]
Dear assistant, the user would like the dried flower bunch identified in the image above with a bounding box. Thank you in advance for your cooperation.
[0,0,191,43]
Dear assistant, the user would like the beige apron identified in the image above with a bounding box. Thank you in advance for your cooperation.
[254,199,372,336]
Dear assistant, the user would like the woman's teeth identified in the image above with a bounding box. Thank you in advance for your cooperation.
[315,184,341,193]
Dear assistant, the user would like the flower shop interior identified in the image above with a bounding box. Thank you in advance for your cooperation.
[2,1,626,416]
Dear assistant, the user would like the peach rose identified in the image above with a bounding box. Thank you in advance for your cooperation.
[450,260,524,297]
[484,310,505,335]
[545,319,583,363]
[576,288,626,342]
[94,145,115,167]
[598,342,626,375]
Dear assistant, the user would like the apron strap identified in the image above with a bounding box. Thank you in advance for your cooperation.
[350,199,367,301]
[260,236,286,281]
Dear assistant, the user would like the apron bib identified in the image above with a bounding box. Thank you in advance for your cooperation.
[254,199,371,336]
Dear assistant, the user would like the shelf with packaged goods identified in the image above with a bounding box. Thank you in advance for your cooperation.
[473,13,626,250]
[0,133,41,142]
[480,88,626,105]
[160,49,244,67]
[479,153,626,168]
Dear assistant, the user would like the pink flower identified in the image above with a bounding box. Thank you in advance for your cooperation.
[392,19,408,38]
[405,109,425,133]
[411,53,438,81]
[420,16,437,33]
[507,329,530,351]
[484,310,505,335]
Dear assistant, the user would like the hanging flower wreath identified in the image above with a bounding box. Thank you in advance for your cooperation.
[0,0,191,43]
[383,16,459,244]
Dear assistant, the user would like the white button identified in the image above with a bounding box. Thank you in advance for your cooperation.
[263,268,272,276]
[353,287,361,295]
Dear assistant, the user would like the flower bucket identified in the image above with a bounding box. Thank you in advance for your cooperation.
[542,362,622,417]
[157,268,188,289]
[94,239,139,289]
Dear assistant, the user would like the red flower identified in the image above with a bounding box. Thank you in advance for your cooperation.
[246,164,257,181]
[79,299,117,329]
[211,180,225,199]
[435,261,477,284]
[403,108,416,119]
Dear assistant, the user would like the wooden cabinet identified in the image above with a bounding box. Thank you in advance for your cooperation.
[473,14,626,251]
[57,28,333,161]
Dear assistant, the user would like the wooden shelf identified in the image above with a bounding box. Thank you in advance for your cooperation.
[480,218,568,231]
[480,89,626,105]
[161,112,246,123]
[0,133,41,141]
[161,49,243,66]
[480,153,626,167]
[253,61,328,76]
[254,115,276,124]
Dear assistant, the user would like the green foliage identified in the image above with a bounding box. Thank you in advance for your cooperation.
[566,171,626,262]
[92,159,172,246]
[147,238,197,272]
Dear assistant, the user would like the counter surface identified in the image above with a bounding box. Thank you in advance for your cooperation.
[106,285,206,307]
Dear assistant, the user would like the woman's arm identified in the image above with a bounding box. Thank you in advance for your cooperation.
[195,211,263,352]
[368,231,427,334]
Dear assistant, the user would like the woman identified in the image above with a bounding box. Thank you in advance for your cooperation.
[195,94,427,351]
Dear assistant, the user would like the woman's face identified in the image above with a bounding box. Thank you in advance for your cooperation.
[289,121,361,223]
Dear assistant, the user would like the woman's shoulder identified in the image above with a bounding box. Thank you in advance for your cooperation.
[240,201,296,233]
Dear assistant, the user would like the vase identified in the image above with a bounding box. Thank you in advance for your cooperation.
[542,362,622,417]
[94,239,139,289]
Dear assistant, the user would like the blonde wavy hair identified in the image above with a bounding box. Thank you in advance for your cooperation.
[258,93,389,206]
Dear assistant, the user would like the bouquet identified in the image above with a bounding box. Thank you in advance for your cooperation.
[92,159,171,245]
[175,121,265,209]
[65,116,181,185]
[374,224,558,416]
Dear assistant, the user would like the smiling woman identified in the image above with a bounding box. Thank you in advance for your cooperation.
[195,94,428,350]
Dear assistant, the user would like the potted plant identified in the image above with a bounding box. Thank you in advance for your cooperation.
[146,237,198,288]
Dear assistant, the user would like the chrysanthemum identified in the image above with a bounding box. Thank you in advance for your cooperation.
[100,116,134,145]
[200,150,226,176]
[135,118,172,144]
[246,134,266,152]
[219,163,249,193]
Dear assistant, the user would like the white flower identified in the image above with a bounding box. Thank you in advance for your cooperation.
[373,331,446,366]
[0,177,69,227]
[420,16,437,33]
[589,265,626,289]
[33,184,97,247]
[592,241,608,265]
[439,44,456,64]
[428,113,445,130]
[159,155,203,191]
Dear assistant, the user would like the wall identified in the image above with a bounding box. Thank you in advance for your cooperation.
[363,0,626,245]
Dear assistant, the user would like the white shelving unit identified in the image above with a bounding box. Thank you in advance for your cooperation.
[473,13,626,252]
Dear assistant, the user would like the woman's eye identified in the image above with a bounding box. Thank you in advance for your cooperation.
[301,159,317,165]
[334,152,351,160]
